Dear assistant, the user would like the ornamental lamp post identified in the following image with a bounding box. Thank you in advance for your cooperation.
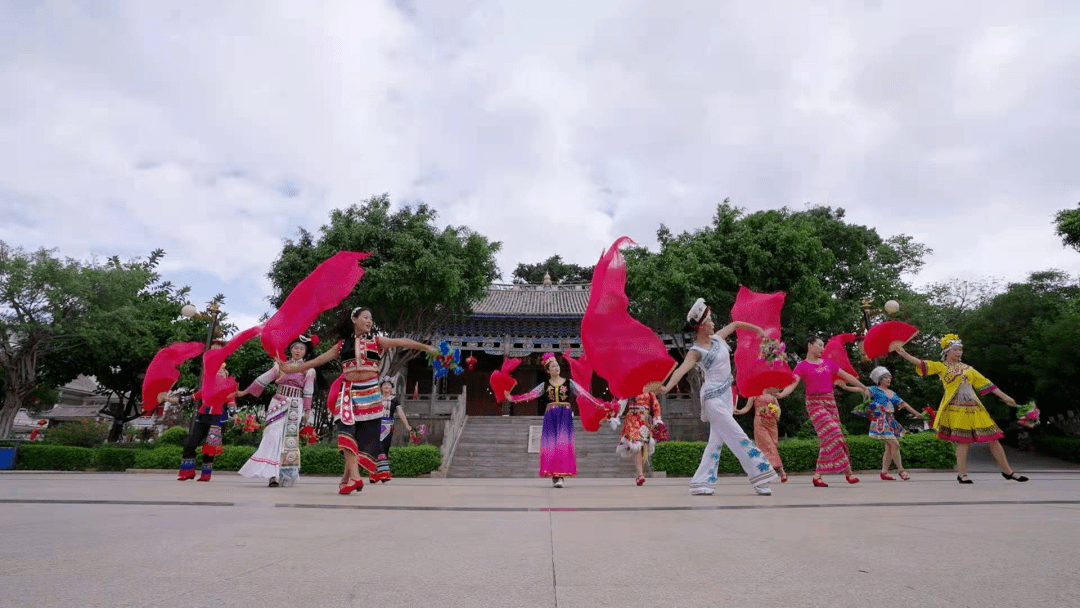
[180,301,224,431]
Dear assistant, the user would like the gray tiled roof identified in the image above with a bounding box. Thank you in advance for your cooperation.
[471,284,590,316]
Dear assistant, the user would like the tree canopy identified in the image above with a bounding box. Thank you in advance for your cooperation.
[512,255,593,284]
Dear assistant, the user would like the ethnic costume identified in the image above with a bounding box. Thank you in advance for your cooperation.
[689,336,777,494]
[749,395,783,472]
[177,393,234,482]
[793,358,852,475]
[377,395,402,480]
[332,335,385,476]
[509,379,583,478]
[616,393,662,458]
[867,386,907,441]
[239,364,315,486]
[915,359,1003,444]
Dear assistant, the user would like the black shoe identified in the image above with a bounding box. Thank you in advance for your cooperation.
[957,475,973,484]
[1002,472,1028,482]
[268,478,279,487]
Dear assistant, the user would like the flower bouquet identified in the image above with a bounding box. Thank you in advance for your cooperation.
[428,341,464,378]
[1017,401,1040,428]
[922,406,937,426]
[651,420,670,443]
[760,400,781,421]
[759,339,786,364]
[851,395,871,418]
[299,424,319,444]
[409,424,428,445]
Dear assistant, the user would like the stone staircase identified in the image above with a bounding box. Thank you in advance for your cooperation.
[446,416,644,478]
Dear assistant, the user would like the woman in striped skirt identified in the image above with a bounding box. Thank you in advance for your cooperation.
[778,336,870,487]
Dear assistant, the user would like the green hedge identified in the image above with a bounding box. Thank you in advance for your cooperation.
[15,444,96,471]
[1034,436,1080,463]
[12,442,443,477]
[652,433,956,476]
[157,426,188,446]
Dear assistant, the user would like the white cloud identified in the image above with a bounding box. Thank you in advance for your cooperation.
[1,0,1078,328]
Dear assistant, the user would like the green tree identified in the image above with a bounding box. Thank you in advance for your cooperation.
[1054,202,1080,252]
[266,194,502,377]
[512,255,593,284]
[0,243,88,437]
[623,200,931,437]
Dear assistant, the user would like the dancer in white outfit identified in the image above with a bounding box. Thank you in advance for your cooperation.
[237,337,316,487]
[660,298,779,496]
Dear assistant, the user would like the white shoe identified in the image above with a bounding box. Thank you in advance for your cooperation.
[755,486,772,496]
[553,479,564,488]
[690,487,714,496]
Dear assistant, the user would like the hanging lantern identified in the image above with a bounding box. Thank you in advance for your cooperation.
[464,354,478,371]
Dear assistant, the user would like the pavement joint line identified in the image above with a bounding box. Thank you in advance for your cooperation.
[3,498,1078,512]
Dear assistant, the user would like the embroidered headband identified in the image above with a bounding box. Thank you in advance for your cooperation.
[869,366,891,384]
[351,306,367,318]
[541,353,556,363]
[686,298,711,327]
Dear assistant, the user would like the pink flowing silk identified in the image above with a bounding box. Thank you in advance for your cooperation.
[261,251,370,360]
[562,349,616,432]
[581,237,676,398]
[326,373,345,417]
[862,321,919,359]
[201,325,263,413]
[489,358,522,402]
[730,286,796,397]
[824,333,858,381]
[141,342,205,414]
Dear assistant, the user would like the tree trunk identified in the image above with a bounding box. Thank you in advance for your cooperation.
[0,392,21,438]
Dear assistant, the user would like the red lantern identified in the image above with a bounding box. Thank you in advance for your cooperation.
[465,354,477,371]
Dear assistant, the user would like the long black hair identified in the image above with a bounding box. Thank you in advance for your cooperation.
[332,306,373,342]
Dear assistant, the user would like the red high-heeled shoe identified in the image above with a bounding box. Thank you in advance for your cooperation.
[812,477,828,488]
[880,472,895,481]
[845,473,860,484]
[338,478,364,495]
[635,476,646,486]
[177,469,196,481]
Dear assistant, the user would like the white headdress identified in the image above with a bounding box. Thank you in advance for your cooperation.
[869,366,891,384]
[686,298,710,327]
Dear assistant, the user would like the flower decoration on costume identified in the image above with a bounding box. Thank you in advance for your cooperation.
[762,401,781,421]
[299,425,319,444]
[409,424,428,445]
[758,339,786,364]
[428,341,463,378]
[1017,401,1040,428]
[939,333,962,351]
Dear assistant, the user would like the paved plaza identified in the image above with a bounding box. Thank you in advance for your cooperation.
[2,452,1079,608]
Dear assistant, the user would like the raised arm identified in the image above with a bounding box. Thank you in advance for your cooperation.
[380,337,437,353]
[281,342,341,374]
[505,383,544,403]
[241,364,280,397]
[891,343,922,366]
[715,321,767,341]
[659,350,701,393]
[836,369,869,396]
[836,381,865,393]
[776,376,801,399]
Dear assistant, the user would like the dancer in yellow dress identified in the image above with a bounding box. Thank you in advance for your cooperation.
[891,334,1028,484]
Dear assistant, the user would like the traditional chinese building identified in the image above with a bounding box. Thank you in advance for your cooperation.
[403,277,700,422]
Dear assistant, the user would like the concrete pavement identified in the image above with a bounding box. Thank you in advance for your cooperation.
[1,467,1079,608]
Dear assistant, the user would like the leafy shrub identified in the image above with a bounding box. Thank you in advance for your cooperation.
[157,426,188,446]
[1034,436,1080,463]
[389,444,442,477]
[15,444,95,470]
[132,446,183,469]
[652,433,955,476]
[223,423,263,448]
[300,444,345,475]
[210,446,256,471]
[45,420,110,448]
[95,447,140,471]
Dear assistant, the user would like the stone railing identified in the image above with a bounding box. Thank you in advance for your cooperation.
[432,387,468,478]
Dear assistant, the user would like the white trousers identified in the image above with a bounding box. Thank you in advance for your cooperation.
[690,388,778,491]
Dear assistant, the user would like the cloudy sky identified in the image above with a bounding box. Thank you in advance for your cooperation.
[2,0,1078,331]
